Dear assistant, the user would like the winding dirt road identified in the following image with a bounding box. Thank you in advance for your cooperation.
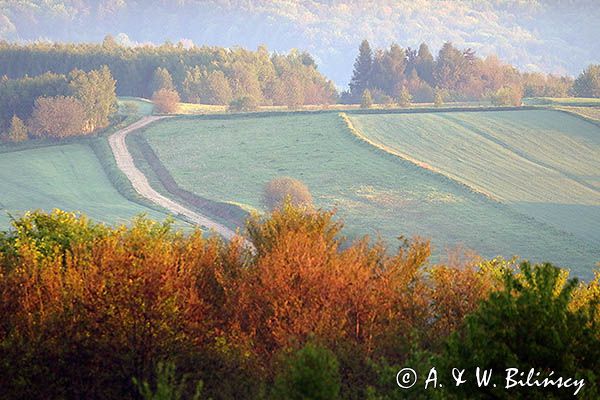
[108,116,238,240]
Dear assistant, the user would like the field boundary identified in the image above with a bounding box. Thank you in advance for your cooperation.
[128,132,249,228]
[165,105,540,121]
[338,112,500,202]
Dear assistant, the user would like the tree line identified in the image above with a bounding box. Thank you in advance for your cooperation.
[345,40,600,107]
[0,37,337,109]
[0,67,116,142]
[0,206,598,399]
[1,38,598,118]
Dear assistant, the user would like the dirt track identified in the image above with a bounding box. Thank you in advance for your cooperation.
[108,116,238,240]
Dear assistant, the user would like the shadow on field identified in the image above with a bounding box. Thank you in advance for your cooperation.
[129,133,249,228]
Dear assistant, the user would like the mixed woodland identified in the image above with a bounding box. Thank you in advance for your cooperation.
[0,206,598,399]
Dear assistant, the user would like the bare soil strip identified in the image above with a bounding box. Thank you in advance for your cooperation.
[108,116,239,240]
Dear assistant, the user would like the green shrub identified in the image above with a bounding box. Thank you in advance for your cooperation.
[229,96,259,112]
[133,362,203,400]
[490,86,522,106]
[438,262,600,399]
[273,342,341,400]
[397,87,412,107]
[361,89,373,108]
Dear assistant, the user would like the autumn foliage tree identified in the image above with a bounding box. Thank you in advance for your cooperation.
[360,89,373,108]
[346,39,577,104]
[0,207,596,399]
[28,96,87,138]
[490,85,523,106]
[69,66,117,132]
[0,67,116,140]
[152,88,180,114]
[1,115,28,143]
[263,177,313,211]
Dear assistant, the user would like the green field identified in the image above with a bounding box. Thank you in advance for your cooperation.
[0,142,173,228]
[524,97,600,107]
[136,113,600,276]
[349,110,600,243]
[117,97,155,116]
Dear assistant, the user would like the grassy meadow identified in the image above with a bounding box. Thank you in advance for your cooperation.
[117,97,155,116]
[0,142,173,228]
[349,110,600,244]
[524,97,600,107]
[136,113,600,276]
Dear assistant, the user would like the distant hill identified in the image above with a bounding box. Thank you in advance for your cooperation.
[1,1,599,85]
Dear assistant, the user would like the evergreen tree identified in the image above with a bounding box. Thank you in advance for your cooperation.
[349,40,373,101]
[370,43,406,97]
[415,43,434,85]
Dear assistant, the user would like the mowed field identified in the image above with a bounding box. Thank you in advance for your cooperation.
[349,110,600,243]
[0,143,173,228]
[138,113,600,276]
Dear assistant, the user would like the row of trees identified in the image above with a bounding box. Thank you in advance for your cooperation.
[0,38,337,108]
[0,207,597,399]
[346,40,599,106]
[0,67,116,142]
[1,38,597,115]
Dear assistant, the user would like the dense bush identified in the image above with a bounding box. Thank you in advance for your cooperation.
[28,96,87,138]
[438,262,600,399]
[0,208,597,399]
[262,177,313,211]
[490,86,523,106]
[228,96,259,112]
[361,89,373,108]
[272,342,341,399]
[152,88,181,114]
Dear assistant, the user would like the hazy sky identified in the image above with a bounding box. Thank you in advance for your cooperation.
[1,1,599,84]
